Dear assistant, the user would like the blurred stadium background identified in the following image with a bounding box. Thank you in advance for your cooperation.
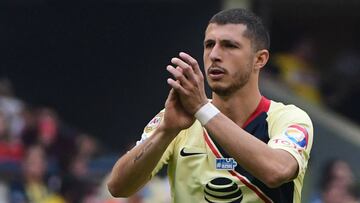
[0,0,359,202]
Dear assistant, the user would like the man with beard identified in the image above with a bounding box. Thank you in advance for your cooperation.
[107,8,313,203]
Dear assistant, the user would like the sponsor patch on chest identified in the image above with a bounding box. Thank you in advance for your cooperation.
[216,158,237,170]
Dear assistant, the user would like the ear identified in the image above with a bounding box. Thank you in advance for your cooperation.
[254,49,269,71]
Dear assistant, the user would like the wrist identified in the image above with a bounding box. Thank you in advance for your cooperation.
[194,102,220,125]
[157,122,181,139]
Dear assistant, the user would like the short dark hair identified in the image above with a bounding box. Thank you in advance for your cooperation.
[209,8,270,51]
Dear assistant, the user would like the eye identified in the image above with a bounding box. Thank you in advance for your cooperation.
[204,40,215,49]
[223,42,238,49]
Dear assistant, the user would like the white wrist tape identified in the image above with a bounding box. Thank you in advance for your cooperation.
[195,102,220,125]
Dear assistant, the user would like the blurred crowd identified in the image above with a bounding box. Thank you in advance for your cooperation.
[0,78,98,203]
[0,78,171,203]
[266,36,360,125]
[311,159,360,203]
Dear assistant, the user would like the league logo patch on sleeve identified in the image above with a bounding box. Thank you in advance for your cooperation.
[283,125,309,148]
[144,112,164,134]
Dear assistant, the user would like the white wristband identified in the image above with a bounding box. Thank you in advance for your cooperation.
[195,102,220,125]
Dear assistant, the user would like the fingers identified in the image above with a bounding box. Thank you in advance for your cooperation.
[166,65,192,88]
[166,52,203,94]
[170,57,197,84]
[179,52,202,76]
[167,78,187,94]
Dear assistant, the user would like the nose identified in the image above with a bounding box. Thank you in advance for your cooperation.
[209,44,221,62]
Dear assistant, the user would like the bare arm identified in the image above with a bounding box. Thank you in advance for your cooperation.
[107,89,195,197]
[107,126,177,197]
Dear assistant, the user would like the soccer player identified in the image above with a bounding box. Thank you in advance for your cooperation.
[107,8,313,203]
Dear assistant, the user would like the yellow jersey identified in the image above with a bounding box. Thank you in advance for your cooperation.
[138,97,313,203]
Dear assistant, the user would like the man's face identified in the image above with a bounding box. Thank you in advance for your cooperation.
[203,23,256,96]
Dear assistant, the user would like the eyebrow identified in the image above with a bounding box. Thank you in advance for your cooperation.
[204,38,213,42]
[204,39,242,47]
[221,39,241,47]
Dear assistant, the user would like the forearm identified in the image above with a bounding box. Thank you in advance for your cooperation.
[107,127,177,197]
[204,113,297,187]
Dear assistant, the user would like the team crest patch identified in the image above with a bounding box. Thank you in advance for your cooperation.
[284,125,308,148]
[144,112,164,133]
[204,177,242,203]
[216,158,237,170]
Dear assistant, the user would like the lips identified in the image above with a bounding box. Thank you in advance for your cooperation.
[208,66,226,80]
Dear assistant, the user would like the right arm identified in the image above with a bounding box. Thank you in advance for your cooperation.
[107,89,195,197]
[107,125,178,197]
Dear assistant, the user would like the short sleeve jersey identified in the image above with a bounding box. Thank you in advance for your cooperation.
[138,97,313,203]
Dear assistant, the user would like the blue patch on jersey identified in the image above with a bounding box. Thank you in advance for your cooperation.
[284,128,307,148]
[216,158,237,170]
[287,135,307,148]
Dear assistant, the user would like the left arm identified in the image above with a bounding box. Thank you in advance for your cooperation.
[204,113,298,188]
[166,52,298,188]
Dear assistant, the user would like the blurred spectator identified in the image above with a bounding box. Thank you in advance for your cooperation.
[8,144,65,203]
[76,133,99,161]
[311,159,359,203]
[268,37,323,105]
[59,133,100,203]
[21,107,78,175]
[0,110,24,163]
[321,49,360,124]
[0,78,25,141]
[60,153,97,203]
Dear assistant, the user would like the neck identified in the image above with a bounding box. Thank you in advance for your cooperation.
[211,83,262,127]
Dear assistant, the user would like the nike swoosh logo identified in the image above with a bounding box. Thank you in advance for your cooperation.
[180,148,206,157]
